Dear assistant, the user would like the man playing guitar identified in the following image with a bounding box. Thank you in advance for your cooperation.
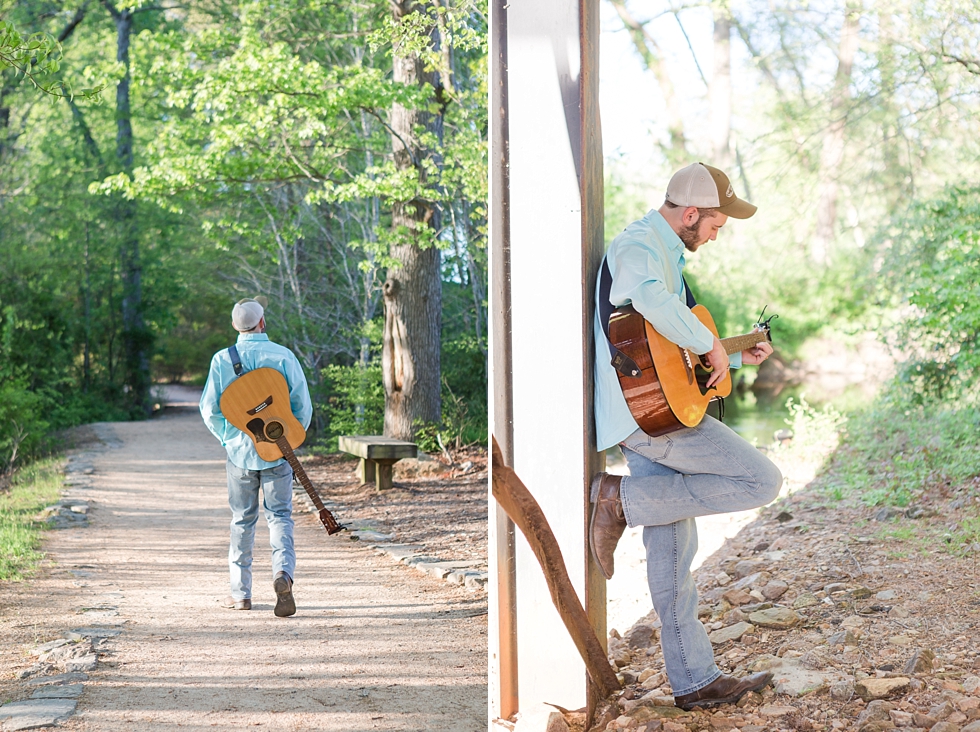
[592,163,782,710]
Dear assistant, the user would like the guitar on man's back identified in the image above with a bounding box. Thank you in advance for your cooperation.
[220,367,344,535]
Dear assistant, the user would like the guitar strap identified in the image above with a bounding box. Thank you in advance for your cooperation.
[227,344,245,377]
[599,257,697,377]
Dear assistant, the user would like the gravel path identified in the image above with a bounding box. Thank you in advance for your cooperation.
[0,408,487,731]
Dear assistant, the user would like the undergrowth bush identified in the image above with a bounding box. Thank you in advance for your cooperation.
[317,360,386,451]
[314,332,487,453]
[0,382,130,475]
[877,186,980,400]
[818,394,980,507]
[0,382,49,475]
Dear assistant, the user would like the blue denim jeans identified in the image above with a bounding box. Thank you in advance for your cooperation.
[226,459,296,601]
[618,416,782,696]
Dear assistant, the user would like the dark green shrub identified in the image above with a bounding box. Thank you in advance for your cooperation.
[0,382,49,474]
[316,360,386,450]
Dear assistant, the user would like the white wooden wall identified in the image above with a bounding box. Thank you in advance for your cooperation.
[490,0,605,717]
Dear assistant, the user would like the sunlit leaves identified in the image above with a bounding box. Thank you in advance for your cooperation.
[107,0,486,268]
[0,20,65,94]
[877,186,980,400]
[0,19,103,99]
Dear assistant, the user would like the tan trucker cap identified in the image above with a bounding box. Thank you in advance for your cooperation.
[665,162,757,219]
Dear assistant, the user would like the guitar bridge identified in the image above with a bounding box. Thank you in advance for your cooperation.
[680,347,695,385]
[247,396,274,415]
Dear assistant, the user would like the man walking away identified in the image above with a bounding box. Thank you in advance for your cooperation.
[200,297,312,617]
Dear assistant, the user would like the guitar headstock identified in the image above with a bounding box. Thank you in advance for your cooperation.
[752,306,778,343]
[319,508,345,535]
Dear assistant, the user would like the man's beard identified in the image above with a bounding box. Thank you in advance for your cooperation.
[678,221,703,251]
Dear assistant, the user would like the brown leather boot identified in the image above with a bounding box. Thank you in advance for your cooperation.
[674,671,774,710]
[221,596,251,610]
[589,473,626,580]
[273,571,296,617]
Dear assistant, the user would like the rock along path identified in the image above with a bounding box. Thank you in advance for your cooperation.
[0,409,486,731]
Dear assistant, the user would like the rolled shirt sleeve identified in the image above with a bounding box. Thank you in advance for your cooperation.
[609,242,715,355]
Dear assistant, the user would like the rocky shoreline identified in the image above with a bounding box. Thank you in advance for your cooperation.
[586,487,980,732]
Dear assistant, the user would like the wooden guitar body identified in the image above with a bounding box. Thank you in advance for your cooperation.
[219,368,305,462]
[609,304,734,437]
[219,367,342,534]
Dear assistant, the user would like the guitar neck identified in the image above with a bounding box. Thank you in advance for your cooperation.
[274,436,342,534]
[720,332,768,356]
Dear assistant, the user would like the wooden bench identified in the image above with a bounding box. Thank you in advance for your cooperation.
[338,435,418,490]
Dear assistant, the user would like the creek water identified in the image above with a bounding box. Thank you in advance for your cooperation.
[719,385,801,446]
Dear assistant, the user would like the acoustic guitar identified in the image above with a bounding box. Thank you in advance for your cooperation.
[609,304,773,437]
[220,368,343,534]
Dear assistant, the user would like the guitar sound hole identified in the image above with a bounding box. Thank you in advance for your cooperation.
[265,421,284,440]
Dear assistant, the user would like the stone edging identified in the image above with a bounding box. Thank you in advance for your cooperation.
[2,433,123,731]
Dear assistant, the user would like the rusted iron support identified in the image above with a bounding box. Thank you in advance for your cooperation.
[491,437,622,700]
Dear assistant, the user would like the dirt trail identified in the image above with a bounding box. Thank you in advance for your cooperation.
[0,408,487,731]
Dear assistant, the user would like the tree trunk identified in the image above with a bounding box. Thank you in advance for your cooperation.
[383,0,443,440]
[109,3,151,416]
[709,7,732,169]
[609,0,687,162]
[812,2,860,265]
[877,6,903,212]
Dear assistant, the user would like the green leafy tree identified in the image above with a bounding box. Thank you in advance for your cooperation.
[95,0,487,440]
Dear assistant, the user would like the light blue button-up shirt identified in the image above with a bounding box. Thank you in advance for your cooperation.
[199,333,313,470]
[594,209,741,451]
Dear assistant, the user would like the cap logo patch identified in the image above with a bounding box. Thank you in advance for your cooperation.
[726,184,734,198]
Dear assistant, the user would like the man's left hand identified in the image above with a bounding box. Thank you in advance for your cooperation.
[741,342,773,366]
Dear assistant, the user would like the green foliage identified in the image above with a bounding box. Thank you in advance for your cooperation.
[778,397,846,457]
[315,328,487,452]
[767,396,847,489]
[819,398,980,507]
[0,19,62,90]
[0,17,102,98]
[0,381,48,473]
[603,162,654,248]
[0,457,63,581]
[317,360,386,451]
[441,334,486,439]
[874,187,980,402]
[152,297,238,385]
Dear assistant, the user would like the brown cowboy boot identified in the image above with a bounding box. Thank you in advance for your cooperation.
[674,671,774,711]
[589,473,626,580]
[273,571,296,617]
[221,596,251,610]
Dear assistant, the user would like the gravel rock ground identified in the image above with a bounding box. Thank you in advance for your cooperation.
[580,465,980,732]
[0,408,487,731]
[300,448,488,571]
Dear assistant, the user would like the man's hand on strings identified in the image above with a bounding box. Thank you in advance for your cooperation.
[704,337,730,389]
[741,341,774,366]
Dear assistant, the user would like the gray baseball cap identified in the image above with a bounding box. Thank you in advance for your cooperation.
[231,297,267,331]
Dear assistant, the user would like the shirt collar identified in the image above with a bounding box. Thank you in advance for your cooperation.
[645,209,685,260]
[236,332,270,342]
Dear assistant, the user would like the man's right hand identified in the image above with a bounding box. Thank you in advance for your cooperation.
[704,337,729,389]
